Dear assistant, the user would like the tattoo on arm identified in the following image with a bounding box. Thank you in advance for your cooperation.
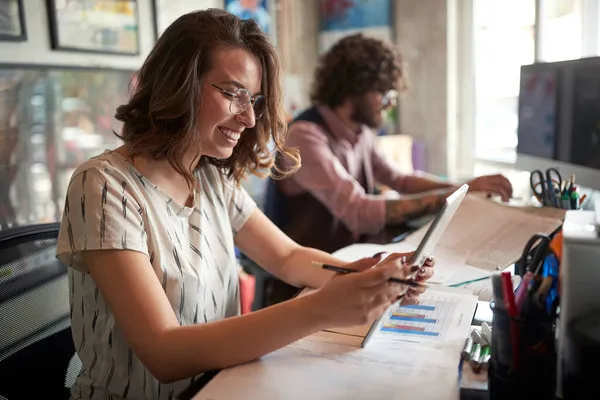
[384,190,450,226]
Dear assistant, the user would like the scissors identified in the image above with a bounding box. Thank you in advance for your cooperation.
[530,168,563,207]
[514,233,551,312]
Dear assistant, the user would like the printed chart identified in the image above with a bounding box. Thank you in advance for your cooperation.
[379,295,459,339]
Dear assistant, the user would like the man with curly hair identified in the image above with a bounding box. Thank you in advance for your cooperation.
[269,33,513,253]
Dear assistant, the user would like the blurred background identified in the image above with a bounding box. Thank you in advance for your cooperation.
[1,0,599,230]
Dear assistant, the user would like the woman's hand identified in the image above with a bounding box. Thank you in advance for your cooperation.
[402,256,435,305]
[308,255,417,328]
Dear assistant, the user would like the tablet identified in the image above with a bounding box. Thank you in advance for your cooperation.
[361,183,469,348]
[405,183,469,274]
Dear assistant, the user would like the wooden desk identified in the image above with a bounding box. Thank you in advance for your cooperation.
[180,296,490,400]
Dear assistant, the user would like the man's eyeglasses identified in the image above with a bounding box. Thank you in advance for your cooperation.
[209,82,267,119]
[382,90,398,109]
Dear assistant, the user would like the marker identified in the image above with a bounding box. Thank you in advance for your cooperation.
[481,322,492,345]
[461,336,474,361]
[470,343,482,372]
[561,192,570,209]
[471,329,487,346]
[479,345,491,370]
[570,191,579,210]
[501,271,520,368]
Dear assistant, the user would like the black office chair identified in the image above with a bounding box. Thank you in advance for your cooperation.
[0,223,79,400]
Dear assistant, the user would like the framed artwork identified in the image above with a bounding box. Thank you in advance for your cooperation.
[0,0,27,41]
[318,0,393,53]
[224,0,270,34]
[317,0,396,135]
[152,0,223,39]
[46,0,140,55]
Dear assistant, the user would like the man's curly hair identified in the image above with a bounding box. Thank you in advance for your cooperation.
[310,33,405,108]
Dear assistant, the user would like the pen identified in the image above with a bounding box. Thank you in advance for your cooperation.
[449,275,490,288]
[311,262,426,288]
[561,191,570,209]
[579,194,587,209]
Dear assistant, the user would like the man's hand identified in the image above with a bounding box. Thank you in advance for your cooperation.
[466,174,513,202]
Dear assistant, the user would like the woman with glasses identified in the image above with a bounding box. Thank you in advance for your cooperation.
[54,9,434,400]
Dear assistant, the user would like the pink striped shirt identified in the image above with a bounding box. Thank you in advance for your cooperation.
[279,106,408,235]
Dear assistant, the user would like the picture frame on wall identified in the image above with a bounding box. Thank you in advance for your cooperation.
[152,0,224,39]
[318,0,393,53]
[46,0,140,55]
[0,0,27,41]
[224,0,270,34]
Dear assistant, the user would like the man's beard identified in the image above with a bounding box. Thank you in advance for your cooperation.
[350,96,381,129]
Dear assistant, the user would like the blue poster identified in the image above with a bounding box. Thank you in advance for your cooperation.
[320,0,391,32]
[225,0,270,34]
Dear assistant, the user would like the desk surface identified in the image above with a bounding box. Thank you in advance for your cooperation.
[182,298,491,400]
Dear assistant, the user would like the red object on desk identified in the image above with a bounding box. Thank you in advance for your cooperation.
[239,270,256,315]
[501,271,520,368]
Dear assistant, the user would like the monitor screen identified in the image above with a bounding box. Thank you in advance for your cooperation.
[516,64,560,160]
[517,57,600,173]
[571,65,600,170]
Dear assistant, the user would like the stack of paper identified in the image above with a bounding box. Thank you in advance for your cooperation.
[194,331,463,400]
[404,194,563,271]
[331,194,562,301]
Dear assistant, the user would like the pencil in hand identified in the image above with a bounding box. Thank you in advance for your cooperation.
[311,261,427,288]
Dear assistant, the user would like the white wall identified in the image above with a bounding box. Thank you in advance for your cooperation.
[395,0,450,176]
[0,0,156,70]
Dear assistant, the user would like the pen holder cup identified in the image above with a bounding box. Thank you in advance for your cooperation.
[488,301,557,400]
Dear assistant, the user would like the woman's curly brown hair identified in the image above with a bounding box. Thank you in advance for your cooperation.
[114,9,299,188]
[310,33,405,107]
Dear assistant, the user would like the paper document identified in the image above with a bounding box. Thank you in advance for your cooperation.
[366,288,478,345]
[194,331,462,400]
[405,195,562,271]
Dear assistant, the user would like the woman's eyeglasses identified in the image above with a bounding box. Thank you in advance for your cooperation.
[210,82,267,119]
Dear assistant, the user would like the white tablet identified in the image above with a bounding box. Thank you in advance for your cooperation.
[361,183,469,348]
[406,183,469,272]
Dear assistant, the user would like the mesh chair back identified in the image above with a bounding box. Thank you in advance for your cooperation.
[0,223,78,399]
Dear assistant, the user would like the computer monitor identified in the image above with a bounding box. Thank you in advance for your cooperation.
[516,57,600,191]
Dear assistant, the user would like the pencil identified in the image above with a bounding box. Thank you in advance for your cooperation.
[311,261,426,288]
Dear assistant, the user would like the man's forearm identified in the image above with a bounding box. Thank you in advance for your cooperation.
[397,175,454,194]
[384,189,451,226]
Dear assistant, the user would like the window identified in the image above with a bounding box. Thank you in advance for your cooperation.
[470,0,596,166]
[539,0,583,62]
[473,0,535,161]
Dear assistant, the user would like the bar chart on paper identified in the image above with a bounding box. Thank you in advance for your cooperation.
[379,295,460,339]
